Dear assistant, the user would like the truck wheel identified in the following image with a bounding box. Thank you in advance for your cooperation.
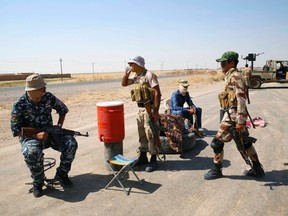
[250,78,262,89]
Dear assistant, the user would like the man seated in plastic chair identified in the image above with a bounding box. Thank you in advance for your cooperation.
[170,80,205,137]
[105,154,143,195]
[10,74,78,198]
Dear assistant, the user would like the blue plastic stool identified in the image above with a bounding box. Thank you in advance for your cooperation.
[105,154,143,195]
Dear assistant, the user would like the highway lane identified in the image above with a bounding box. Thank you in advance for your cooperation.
[0,75,184,104]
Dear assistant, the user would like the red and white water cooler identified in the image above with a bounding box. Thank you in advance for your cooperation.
[96,101,125,170]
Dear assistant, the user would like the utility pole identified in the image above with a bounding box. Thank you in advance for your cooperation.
[59,58,63,82]
[92,63,95,78]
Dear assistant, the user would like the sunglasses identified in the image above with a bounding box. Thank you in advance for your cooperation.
[220,61,229,67]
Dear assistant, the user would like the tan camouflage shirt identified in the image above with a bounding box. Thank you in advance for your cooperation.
[224,68,248,124]
[242,67,251,78]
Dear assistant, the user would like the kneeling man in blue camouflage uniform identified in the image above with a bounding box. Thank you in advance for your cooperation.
[10,74,78,197]
[204,51,265,180]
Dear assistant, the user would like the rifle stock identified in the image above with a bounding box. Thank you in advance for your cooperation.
[192,114,204,138]
[21,127,42,136]
[225,110,253,168]
[21,127,89,137]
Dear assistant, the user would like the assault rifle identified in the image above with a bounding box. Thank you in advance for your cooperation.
[226,110,256,168]
[144,101,166,161]
[21,127,89,137]
[192,113,204,138]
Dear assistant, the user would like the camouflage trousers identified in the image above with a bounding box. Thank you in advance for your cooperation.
[244,76,250,88]
[136,108,158,155]
[20,134,78,186]
[214,108,259,165]
[217,108,249,143]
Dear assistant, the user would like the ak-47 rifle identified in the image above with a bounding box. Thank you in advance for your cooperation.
[144,101,166,161]
[243,78,257,128]
[21,127,89,137]
[192,113,204,138]
[226,109,256,168]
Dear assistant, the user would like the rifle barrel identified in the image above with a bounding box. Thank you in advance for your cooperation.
[21,127,89,137]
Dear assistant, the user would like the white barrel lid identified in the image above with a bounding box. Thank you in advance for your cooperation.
[96,101,123,107]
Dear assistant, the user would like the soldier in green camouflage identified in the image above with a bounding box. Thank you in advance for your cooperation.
[204,51,265,180]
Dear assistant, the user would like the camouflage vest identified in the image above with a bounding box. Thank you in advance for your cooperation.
[218,68,248,109]
[130,70,154,103]
[218,86,237,109]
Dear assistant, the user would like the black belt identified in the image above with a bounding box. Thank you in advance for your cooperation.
[137,101,153,108]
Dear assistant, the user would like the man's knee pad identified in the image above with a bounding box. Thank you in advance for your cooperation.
[242,135,257,150]
[210,138,224,154]
[243,141,252,150]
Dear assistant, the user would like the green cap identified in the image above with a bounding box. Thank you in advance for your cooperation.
[179,79,189,87]
[216,51,239,62]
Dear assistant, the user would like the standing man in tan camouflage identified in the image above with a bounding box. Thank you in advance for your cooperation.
[242,63,251,88]
[204,51,265,180]
[121,56,161,172]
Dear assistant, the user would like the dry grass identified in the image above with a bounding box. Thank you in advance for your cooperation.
[70,69,224,84]
[64,88,130,106]
[71,72,124,81]
[63,69,224,106]
[158,70,224,89]
[0,69,223,87]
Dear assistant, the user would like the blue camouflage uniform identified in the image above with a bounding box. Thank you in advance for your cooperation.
[10,92,78,186]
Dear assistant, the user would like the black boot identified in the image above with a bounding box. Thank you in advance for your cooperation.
[145,155,158,172]
[135,152,149,167]
[245,161,265,178]
[204,164,223,180]
[33,183,43,198]
[55,171,73,187]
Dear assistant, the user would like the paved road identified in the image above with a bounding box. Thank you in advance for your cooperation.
[0,75,179,98]
[1,82,288,216]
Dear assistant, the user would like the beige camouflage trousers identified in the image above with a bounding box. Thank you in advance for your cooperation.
[214,108,259,165]
[216,108,248,143]
[136,108,158,155]
[244,75,250,88]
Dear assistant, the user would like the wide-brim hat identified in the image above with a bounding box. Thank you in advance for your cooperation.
[128,56,145,68]
[25,73,47,91]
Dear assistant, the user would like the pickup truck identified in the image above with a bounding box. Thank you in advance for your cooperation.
[250,59,288,88]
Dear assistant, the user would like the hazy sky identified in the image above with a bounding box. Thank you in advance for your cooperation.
[1,0,287,74]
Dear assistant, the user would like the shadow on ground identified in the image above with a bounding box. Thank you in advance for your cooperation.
[223,166,288,189]
[255,86,288,90]
[153,138,231,172]
[44,173,161,202]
